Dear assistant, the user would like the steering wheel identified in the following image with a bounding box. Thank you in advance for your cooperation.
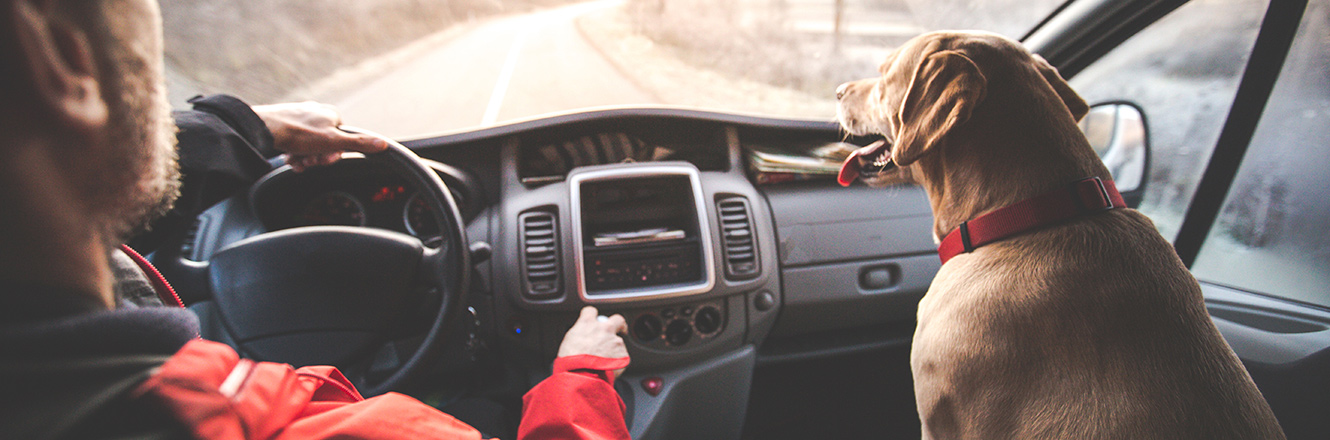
[155,131,470,397]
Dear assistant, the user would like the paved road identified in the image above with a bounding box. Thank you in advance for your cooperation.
[331,0,657,138]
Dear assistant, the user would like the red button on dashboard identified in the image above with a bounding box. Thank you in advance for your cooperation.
[641,377,663,396]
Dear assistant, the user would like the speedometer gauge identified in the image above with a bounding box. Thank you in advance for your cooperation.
[403,192,440,238]
[299,191,366,227]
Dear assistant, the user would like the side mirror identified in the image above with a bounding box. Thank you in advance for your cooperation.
[1080,102,1150,208]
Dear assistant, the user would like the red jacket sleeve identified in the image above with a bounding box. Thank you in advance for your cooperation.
[136,339,490,439]
[517,355,631,440]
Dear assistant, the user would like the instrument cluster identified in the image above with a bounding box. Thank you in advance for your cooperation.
[251,157,477,241]
[294,184,441,238]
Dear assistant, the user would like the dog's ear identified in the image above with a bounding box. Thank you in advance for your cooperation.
[1031,54,1088,122]
[893,50,986,167]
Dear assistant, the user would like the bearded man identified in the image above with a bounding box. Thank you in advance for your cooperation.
[0,0,631,439]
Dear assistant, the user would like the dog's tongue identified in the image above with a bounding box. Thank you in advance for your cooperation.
[837,139,890,187]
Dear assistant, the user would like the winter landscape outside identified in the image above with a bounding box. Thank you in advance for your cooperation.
[162,0,1062,135]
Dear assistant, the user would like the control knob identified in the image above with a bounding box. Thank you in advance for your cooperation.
[633,314,663,343]
[694,306,723,335]
[664,319,692,346]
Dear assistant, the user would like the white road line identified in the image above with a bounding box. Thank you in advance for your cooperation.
[482,30,529,126]
[480,0,620,126]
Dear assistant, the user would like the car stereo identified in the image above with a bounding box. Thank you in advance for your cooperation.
[569,163,715,302]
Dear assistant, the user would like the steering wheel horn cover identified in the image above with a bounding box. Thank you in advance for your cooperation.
[208,226,425,341]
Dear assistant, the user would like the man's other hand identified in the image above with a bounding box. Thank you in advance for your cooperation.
[558,306,630,377]
[252,102,389,172]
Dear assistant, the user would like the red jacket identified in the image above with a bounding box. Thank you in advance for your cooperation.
[135,339,631,440]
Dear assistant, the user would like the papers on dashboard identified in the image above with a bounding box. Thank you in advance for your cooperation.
[594,228,686,246]
[746,142,858,184]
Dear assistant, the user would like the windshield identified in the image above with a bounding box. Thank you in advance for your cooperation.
[163,0,1065,139]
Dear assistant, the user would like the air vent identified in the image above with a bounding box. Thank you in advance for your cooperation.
[520,211,561,298]
[718,198,759,279]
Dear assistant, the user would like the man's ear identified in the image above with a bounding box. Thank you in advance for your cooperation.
[7,0,108,135]
[892,50,986,167]
[1031,54,1088,122]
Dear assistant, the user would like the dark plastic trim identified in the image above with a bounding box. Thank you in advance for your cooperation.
[1019,0,1077,42]
[1024,0,1188,77]
[399,106,840,148]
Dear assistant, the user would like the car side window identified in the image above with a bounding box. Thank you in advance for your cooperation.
[1070,0,1269,241]
[1191,0,1330,308]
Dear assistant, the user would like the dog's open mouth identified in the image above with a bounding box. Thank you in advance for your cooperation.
[837,139,894,186]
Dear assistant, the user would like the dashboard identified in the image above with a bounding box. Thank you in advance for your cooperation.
[181,108,939,439]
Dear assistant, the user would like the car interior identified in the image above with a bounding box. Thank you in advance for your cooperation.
[147,0,1329,438]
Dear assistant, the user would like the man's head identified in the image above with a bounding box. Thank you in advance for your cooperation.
[1,0,179,248]
[0,0,178,306]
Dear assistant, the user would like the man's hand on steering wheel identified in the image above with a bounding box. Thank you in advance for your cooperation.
[252,101,388,171]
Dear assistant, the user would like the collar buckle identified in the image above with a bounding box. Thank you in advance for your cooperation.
[958,221,974,253]
[1073,177,1116,213]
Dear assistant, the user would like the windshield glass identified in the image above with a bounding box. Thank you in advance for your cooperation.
[163,0,1066,139]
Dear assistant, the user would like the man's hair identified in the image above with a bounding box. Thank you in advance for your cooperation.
[7,0,181,245]
[80,0,183,245]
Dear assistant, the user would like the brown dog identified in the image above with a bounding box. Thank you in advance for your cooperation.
[836,31,1284,439]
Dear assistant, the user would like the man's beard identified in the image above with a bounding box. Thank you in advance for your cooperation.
[92,45,182,247]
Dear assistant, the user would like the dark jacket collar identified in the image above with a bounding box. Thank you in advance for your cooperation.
[1,305,199,359]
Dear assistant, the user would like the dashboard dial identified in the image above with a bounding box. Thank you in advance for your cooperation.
[403,192,440,237]
[299,191,366,227]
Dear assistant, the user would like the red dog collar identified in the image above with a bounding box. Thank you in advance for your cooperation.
[938,177,1126,264]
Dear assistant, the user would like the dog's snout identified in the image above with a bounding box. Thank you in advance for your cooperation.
[836,83,850,100]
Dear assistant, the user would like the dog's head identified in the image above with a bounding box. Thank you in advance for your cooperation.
[836,31,1088,187]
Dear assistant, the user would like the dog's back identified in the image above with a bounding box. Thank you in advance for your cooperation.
[914,209,1285,439]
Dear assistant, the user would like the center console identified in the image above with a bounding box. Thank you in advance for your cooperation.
[496,127,784,440]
